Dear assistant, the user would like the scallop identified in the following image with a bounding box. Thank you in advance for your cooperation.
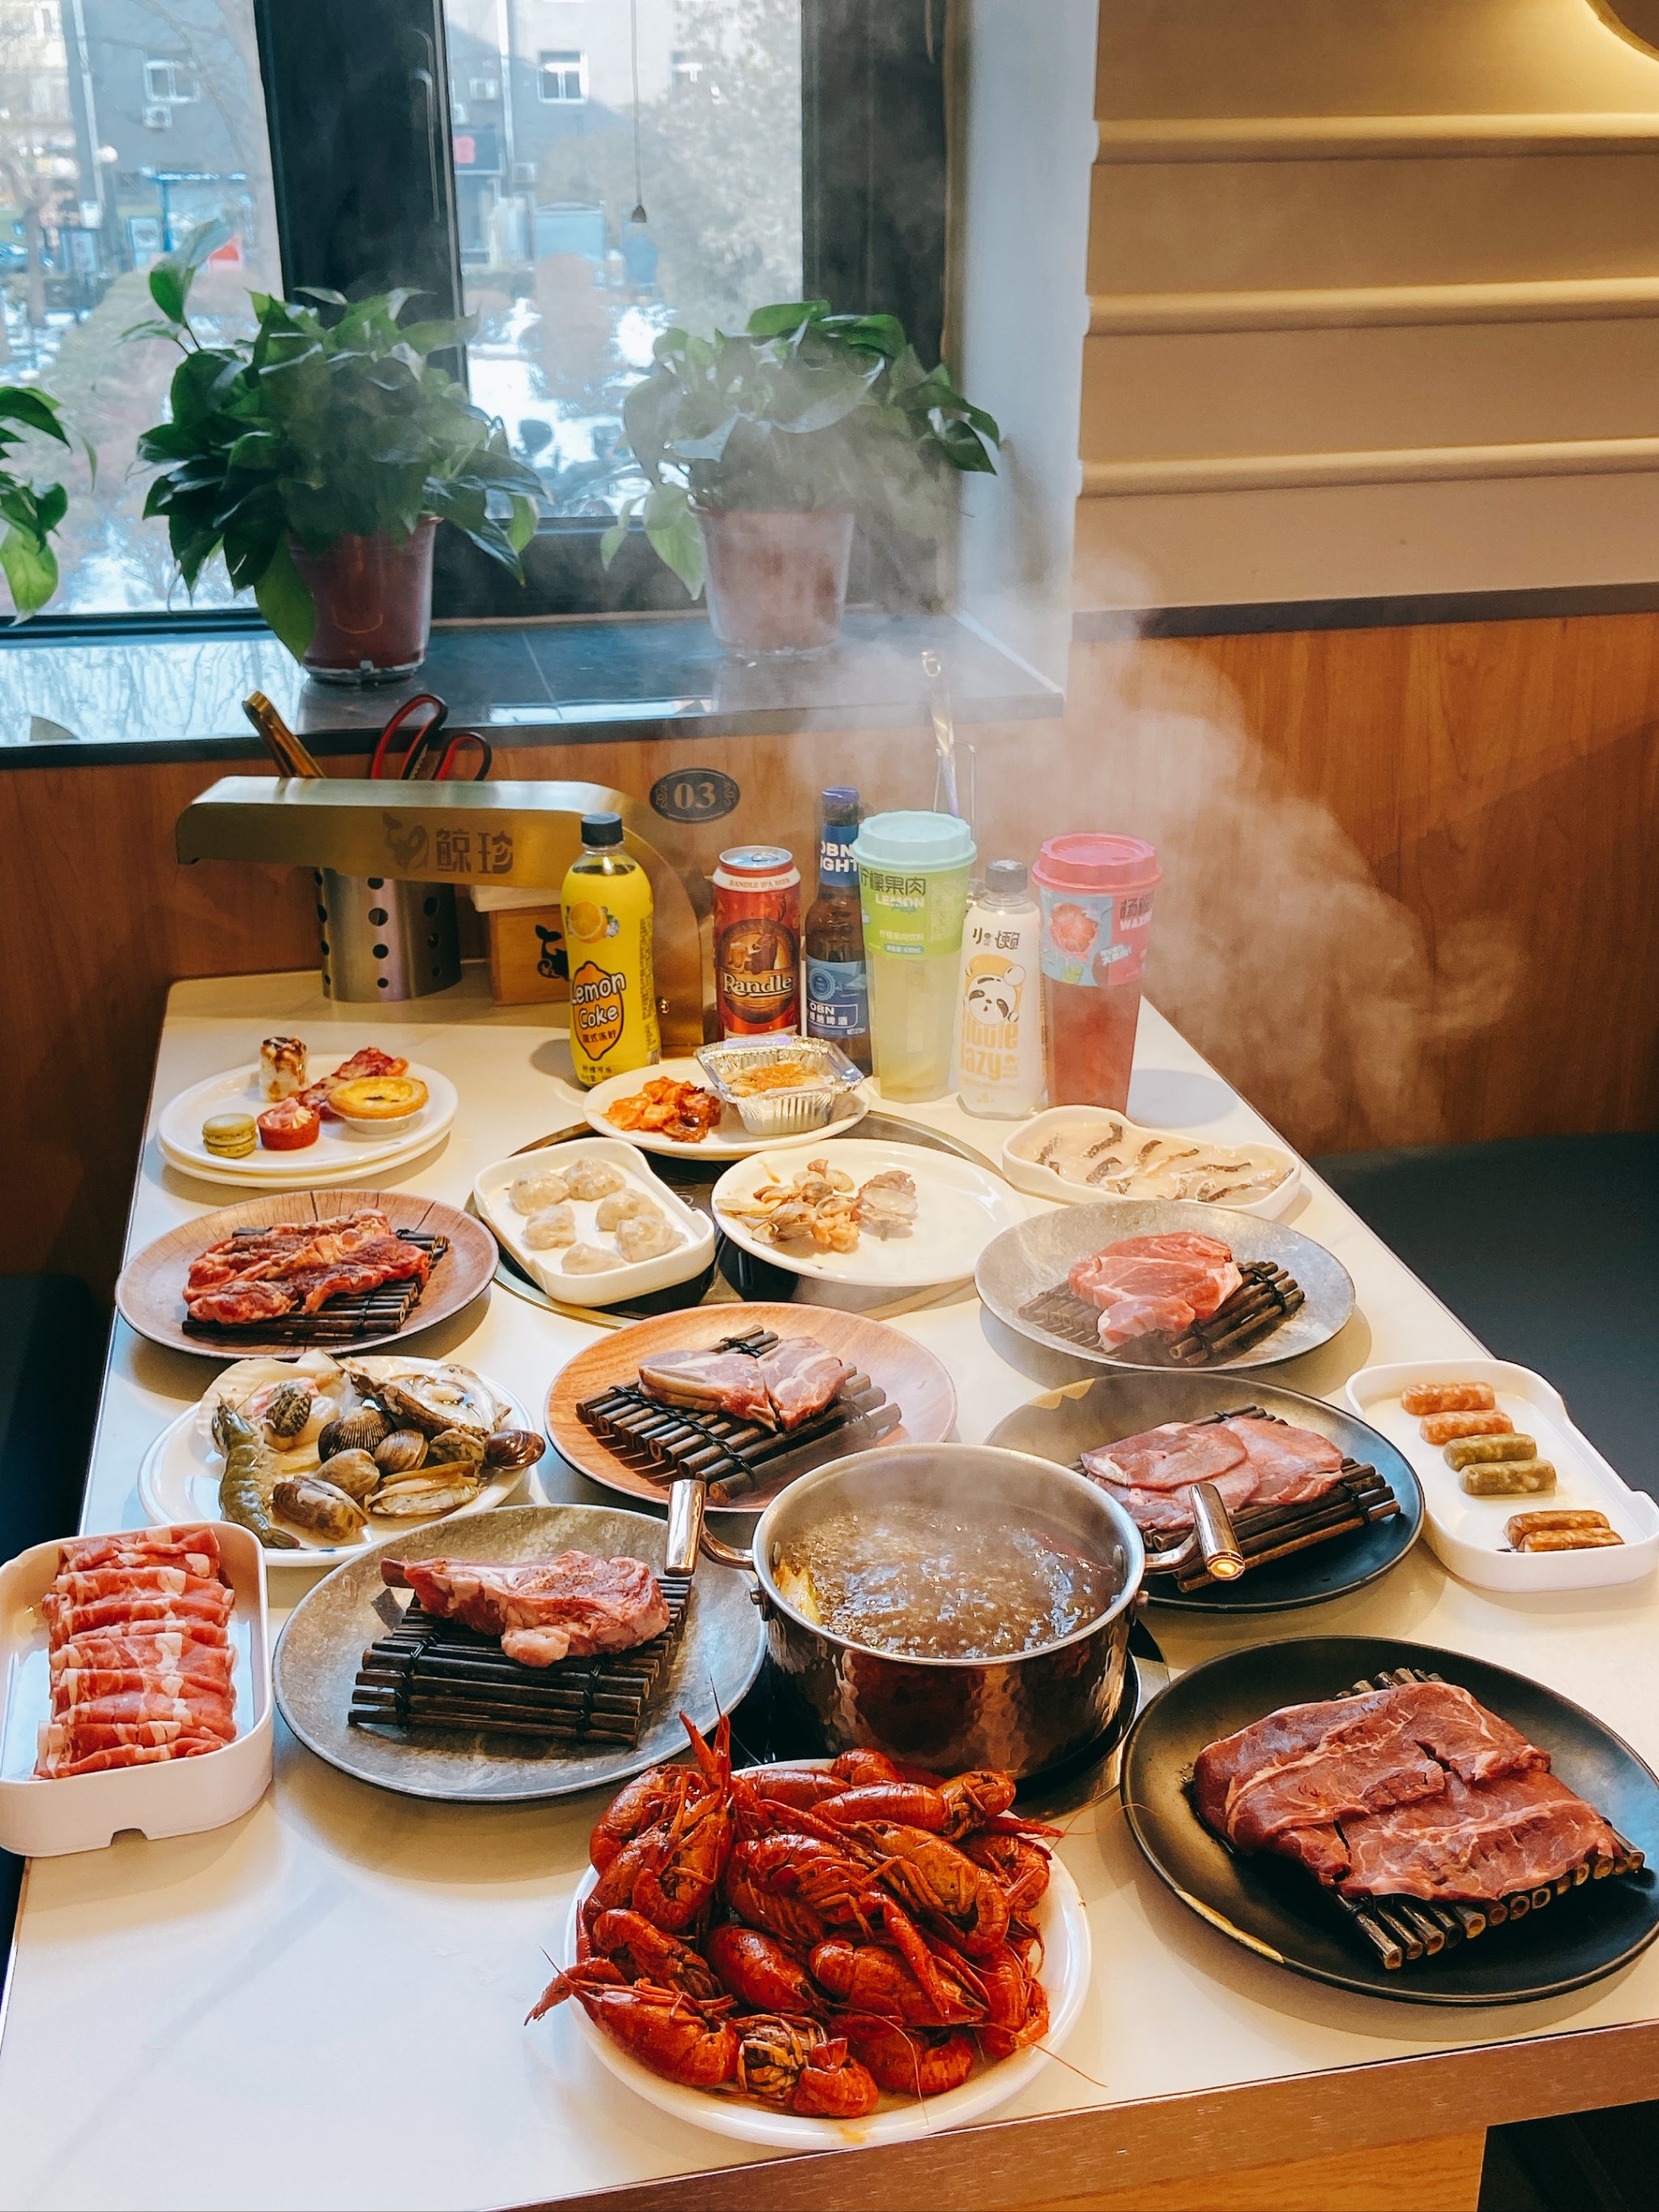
[615,1213,681,1262]
[595,1189,656,1230]
[313,1449,382,1504]
[373,1428,428,1476]
[563,1159,626,1202]
[428,1426,486,1468]
[523,1201,578,1249]
[562,1242,621,1273]
[509,1166,569,1215]
[316,1406,390,1461]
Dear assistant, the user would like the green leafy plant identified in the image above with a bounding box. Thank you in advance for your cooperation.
[0,386,79,616]
[133,224,542,658]
[602,300,1000,596]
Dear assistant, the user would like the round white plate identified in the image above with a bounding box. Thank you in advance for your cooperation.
[711,1137,1030,1289]
[138,1356,543,1571]
[548,1843,1090,2150]
[585,1056,869,1160]
[157,1058,458,1187]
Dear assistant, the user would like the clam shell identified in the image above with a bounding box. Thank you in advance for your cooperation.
[483,1427,545,1473]
[373,1429,429,1476]
[428,1426,486,1468]
[317,1407,390,1461]
[272,1476,368,1536]
[261,1379,314,1443]
[361,1365,499,1440]
[367,1466,484,1517]
[315,1448,382,1503]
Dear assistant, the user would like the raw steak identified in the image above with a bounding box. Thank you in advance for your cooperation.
[1218,1415,1346,1505]
[1338,1770,1619,1901]
[1086,1461,1260,1536]
[1067,1233,1242,1352]
[637,1346,777,1427]
[753,1339,854,1430]
[384,1550,671,1668]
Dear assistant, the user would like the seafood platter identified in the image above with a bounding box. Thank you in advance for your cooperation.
[273,1504,765,1802]
[139,1355,544,1566]
[474,1138,715,1306]
[159,1037,457,1187]
[1346,1362,1659,1591]
[712,1137,1029,1292]
[1122,1635,1659,2003]
[975,1198,1355,1371]
[0,1520,272,1856]
[544,1304,957,1511]
[536,1722,1090,2149]
[586,1048,869,1158]
[1001,1106,1299,1219]
[988,1373,1422,1613]
[116,1189,497,1357]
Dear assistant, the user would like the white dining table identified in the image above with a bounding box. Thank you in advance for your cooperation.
[2,965,1656,2212]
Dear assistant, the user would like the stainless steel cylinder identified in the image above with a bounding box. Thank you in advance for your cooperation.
[315,869,461,1002]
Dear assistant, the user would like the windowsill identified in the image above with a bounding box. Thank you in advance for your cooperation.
[0,608,1061,768]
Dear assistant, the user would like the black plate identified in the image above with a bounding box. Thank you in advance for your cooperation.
[1121,1634,1659,2005]
[986,1372,1422,1613]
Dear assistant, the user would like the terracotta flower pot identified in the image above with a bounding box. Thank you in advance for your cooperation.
[290,519,437,684]
[696,505,855,659]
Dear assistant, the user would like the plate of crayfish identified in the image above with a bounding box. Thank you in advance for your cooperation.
[527,1718,1091,2148]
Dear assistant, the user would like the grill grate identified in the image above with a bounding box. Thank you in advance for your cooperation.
[183,1228,448,1345]
[348,1583,689,1747]
[1022,1259,1303,1366]
[1311,1666,1642,1971]
[577,1326,902,1504]
[1108,1405,1397,1592]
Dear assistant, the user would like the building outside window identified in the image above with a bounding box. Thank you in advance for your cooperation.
[141,57,198,105]
[536,49,586,103]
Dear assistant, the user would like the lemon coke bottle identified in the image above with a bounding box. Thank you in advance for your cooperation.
[561,812,661,1089]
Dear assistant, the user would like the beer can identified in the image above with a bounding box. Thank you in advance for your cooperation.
[713,845,802,1036]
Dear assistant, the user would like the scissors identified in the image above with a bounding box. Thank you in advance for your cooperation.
[369,693,493,783]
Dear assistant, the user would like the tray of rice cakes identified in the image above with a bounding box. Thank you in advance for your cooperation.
[1346,1360,1659,1592]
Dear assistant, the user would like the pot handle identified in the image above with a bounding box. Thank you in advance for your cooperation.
[665,1475,757,1577]
[1156,1480,1246,1583]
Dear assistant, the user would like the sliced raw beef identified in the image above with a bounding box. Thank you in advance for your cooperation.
[1081,1421,1249,1491]
[637,1346,777,1427]
[1339,1770,1619,1901]
[385,1550,671,1668]
[1086,1461,1260,1536]
[1067,1233,1242,1352]
[1195,1690,1455,1852]
[753,1339,853,1430]
[1219,1416,1346,1506]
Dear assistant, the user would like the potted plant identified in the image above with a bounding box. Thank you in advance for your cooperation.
[603,300,1000,658]
[134,224,542,682]
[0,385,77,616]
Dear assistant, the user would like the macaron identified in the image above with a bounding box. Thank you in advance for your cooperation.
[202,1112,258,1158]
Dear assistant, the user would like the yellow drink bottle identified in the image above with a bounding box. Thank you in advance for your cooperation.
[560,812,661,1089]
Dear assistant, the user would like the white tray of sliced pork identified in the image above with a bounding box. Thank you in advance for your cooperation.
[1346,1360,1659,1592]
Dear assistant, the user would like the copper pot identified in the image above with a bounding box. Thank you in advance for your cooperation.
[696,505,854,658]
[291,519,436,684]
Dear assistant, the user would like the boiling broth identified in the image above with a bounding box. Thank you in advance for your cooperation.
[775,1501,1114,1659]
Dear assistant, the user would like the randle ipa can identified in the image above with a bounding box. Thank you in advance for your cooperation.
[713,845,802,1036]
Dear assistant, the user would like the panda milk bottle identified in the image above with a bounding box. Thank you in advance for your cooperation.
[955,859,1043,1118]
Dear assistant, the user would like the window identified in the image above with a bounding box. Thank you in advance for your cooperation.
[537,49,586,104]
[8,0,945,625]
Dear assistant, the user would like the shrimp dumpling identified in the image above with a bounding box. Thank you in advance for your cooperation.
[510,1166,569,1214]
[595,1188,655,1230]
[523,1202,578,1249]
[563,1242,621,1273]
[616,1212,681,1262]
[564,1158,627,1202]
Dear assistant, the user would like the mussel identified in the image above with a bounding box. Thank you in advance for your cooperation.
[317,1406,390,1461]
[272,1475,368,1539]
[367,1466,484,1517]
[355,1364,498,1440]
[428,1426,486,1468]
[484,1427,545,1473]
[314,1448,382,1504]
[373,1429,428,1476]
[260,1379,315,1443]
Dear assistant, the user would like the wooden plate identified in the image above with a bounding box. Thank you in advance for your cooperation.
[545,1302,958,1511]
[117,1189,497,1358]
[1121,1634,1659,2004]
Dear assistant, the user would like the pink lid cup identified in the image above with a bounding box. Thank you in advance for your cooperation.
[1032,834,1161,1110]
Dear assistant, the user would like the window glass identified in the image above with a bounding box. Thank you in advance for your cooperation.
[0,0,279,611]
[445,0,803,521]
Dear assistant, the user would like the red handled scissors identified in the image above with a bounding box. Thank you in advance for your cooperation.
[369,693,493,782]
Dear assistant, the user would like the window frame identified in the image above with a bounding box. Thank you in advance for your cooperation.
[535,48,586,104]
[28,0,949,633]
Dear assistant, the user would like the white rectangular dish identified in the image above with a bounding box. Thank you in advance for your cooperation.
[0,1521,273,1856]
[473,1136,714,1308]
[1344,1359,1659,1592]
[1000,1106,1300,1220]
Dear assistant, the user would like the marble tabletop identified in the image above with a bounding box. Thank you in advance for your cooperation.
[2,967,1655,2212]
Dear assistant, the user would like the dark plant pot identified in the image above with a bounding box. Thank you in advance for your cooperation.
[290,520,437,685]
[696,505,855,659]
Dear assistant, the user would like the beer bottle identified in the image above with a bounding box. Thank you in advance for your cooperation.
[804,785,872,1074]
